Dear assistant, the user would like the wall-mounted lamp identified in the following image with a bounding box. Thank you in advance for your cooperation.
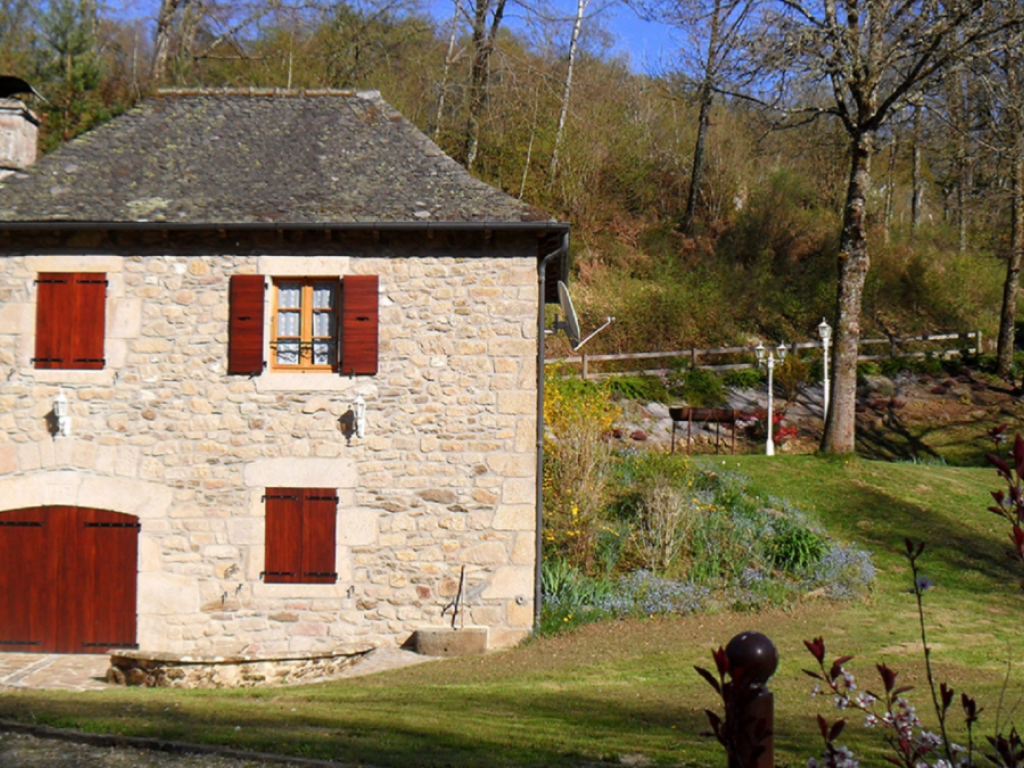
[54,389,71,437]
[353,395,367,438]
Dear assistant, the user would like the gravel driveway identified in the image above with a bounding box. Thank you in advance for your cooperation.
[0,729,352,768]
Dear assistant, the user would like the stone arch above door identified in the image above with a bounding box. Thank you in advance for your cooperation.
[0,471,174,520]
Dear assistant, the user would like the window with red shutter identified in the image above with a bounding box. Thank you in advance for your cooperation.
[264,488,338,584]
[251,274,378,375]
[34,273,107,370]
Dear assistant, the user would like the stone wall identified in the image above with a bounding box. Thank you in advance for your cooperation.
[107,646,375,688]
[0,240,539,654]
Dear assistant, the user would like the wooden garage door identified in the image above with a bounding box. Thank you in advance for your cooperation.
[0,506,139,653]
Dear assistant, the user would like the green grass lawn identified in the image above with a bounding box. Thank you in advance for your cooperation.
[1,456,1021,767]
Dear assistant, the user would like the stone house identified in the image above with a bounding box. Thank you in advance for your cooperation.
[0,88,568,656]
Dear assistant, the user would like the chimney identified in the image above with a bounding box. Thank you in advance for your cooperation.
[0,97,39,174]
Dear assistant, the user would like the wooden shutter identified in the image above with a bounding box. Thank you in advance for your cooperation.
[71,274,107,369]
[264,489,337,584]
[35,273,107,370]
[34,274,71,369]
[264,489,303,583]
[302,489,338,584]
[340,275,378,375]
[228,275,265,375]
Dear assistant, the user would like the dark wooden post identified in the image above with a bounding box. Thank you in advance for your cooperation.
[725,631,777,768]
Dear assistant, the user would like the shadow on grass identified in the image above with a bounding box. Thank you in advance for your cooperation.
[855,411,994,467]
[0,685,714,768]
[812,477,1018,589]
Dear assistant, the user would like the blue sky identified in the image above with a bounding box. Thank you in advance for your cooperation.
[117,0,681,74]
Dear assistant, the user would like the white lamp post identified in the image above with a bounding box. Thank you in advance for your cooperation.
[818,318,832,423]
[755,342,787,456]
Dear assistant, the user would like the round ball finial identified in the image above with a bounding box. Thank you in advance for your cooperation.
[725,631,778,685]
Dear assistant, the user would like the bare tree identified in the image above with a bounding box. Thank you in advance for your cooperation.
[463,0,508,170]
[433,0,462,138]
[151,0,331,85]
[547,0,589,185]
[911,97,926,229]
[151,0,192,83]
[634,0,754,234]
[750,0,1023,453]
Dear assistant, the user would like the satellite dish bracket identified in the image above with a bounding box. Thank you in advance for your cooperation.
[572,316,614,351]
[554,281,613,352]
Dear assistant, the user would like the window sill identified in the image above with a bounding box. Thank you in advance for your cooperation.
[31,369,115,386]
[252,581,351,599]
[255,372,369,392]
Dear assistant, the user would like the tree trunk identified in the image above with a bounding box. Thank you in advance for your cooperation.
[151,0,185,84]
[955,49,972,254]
[548,0,587,185]
[822,131,873,454]
[912,102,924,229]
[883,136,897,245]
[433,0,461,139]
[464,0,506,171]
[682,81,713,235]
[997,134,1024,380]
[681,0,723,235]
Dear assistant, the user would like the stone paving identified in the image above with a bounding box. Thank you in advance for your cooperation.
[0,653,110,692]
[0,646,434,692]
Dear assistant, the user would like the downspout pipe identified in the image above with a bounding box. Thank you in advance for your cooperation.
[535,231,569,627]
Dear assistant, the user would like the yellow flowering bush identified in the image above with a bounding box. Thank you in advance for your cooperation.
[543,368,620,572]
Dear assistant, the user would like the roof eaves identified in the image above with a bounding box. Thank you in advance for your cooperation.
[0,220,571,232]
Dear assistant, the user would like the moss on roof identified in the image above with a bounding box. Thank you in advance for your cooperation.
[0,89,550,226]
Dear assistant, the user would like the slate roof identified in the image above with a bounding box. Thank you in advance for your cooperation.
[0,89,552,226]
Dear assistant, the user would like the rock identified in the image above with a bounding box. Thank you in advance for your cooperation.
[645,402,669,419]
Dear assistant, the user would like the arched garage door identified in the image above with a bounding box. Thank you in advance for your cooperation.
[0,506,139,653]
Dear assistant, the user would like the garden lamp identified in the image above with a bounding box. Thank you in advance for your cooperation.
[755,341,786,456]
[818,318,832,422]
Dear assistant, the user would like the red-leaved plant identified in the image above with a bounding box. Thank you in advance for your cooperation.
[985,425,1024,592]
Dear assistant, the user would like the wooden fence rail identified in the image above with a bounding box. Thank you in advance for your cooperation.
[546,330,982,380]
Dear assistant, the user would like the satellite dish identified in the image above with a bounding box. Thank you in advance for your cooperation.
[553,281,613,352]
[558,281,582,349]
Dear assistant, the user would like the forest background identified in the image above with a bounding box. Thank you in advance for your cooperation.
[2,0,1024,451]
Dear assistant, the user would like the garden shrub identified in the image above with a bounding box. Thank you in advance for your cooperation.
[879,355,906,377]
[800,543,876,599]
[670,367,727,407]
[857,361,880,378]
[606,374,670,403]
[766,517,828,571]
[632,479,698,573]
[774,354,813,404]
[721,367,763,389]
[539,558,613,634]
